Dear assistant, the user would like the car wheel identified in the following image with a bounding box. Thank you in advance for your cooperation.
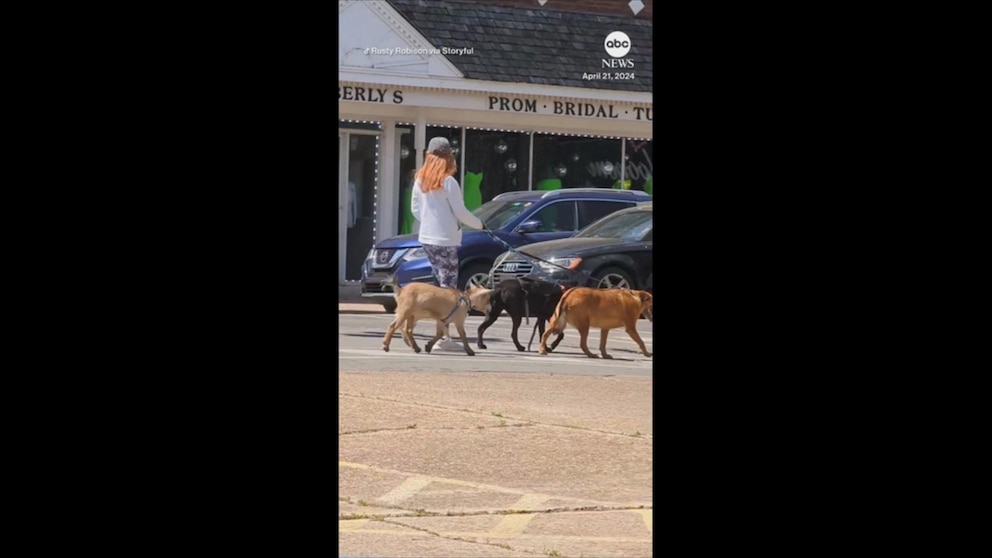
[595,266,635,290]
[381,299,397,313]
[459,262,491,315]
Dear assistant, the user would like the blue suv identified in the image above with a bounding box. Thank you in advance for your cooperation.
[361,188,650,312]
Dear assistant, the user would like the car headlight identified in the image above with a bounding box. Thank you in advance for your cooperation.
[538,257,582,272]
[402,247,427,261]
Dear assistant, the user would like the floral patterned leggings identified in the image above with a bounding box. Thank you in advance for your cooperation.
[422,244,459,289]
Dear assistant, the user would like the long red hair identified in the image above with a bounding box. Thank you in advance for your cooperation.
[415,150,457,192]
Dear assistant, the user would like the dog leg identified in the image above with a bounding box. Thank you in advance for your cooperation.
[527,320,541,352]
[476,299,501,350]
[538,319,556,355]
[577,323,597,358]
[549,332,564,352]
[454,322,475,356]
[425,321,444,353]
[403,317,421,353]
[510,313,525,352]
[400,316,418,352]
[599,328,613,359]
[625,323,652,357]
[383,317,401,352]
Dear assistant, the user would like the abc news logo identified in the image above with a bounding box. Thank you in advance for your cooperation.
[603,31,633,69]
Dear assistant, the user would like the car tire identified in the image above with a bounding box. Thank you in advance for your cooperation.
[381,299,397,314]
[594,266,635,290]
[459,262,491,316]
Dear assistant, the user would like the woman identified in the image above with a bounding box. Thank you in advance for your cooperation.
[411,137,484,290]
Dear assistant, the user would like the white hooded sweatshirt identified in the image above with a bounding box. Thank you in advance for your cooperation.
[411,175,483,246]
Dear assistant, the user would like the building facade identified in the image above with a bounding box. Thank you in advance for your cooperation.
[338,0,653,284]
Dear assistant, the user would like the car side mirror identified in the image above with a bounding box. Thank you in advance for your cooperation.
[516,219,541,234]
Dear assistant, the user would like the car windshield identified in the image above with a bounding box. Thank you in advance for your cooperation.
[576,210,652,241]
[466,200,534,230]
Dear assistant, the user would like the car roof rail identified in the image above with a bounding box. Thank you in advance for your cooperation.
[492,191,535,201]
[540,188,652,199]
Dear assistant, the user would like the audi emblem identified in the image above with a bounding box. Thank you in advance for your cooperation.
[503,263,518,272]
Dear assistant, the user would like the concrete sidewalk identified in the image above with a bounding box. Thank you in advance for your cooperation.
[339,371,653,558]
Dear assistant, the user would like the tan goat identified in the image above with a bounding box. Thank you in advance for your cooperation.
[381,276,495,356]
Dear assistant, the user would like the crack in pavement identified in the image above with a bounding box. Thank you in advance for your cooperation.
[340,423,535,436]
[339,392,652,439]
[341,495,651,520]
[375,517,546,556]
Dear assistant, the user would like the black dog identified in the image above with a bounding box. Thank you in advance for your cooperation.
[477,277,569,352]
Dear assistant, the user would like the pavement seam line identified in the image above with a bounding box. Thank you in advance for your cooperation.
[339,392,653,439]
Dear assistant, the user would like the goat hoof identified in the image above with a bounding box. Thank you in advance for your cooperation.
[382,346,389,352]
[602,354,613,360]
[645,352,652,357]
[586,353,599,359]
[515,346,525,352]
[478,343,487,350]
[424,344,433,353]
[465,350,475,356]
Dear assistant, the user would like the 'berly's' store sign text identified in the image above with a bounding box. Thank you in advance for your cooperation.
[339,85,651,122]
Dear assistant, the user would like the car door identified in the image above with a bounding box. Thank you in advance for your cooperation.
[632,226,653,284]
[515,200,579,243]
[577,200,636,231]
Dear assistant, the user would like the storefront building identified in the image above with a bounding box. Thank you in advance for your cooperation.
[339,0,653,284]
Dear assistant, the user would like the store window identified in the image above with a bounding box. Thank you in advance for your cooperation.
[396,125,466,235]
[532,134,622,190]
[624,139,654,194]
[463,129,529,205]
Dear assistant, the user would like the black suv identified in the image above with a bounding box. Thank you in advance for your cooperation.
[490,202,653,292]
[361,188,650,312]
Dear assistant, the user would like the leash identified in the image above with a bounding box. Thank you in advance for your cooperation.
[516,277,556,326]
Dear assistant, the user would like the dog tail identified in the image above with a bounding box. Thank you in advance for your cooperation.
[548,288,579,335]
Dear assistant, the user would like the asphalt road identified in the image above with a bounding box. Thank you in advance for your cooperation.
[338,312,654,376]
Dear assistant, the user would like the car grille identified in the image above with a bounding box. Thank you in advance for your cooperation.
[362,271,395,294]
[364,281,390,294]
[492,258,534,284]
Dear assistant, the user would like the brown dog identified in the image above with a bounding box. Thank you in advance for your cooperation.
[539,287,653,359]
[381,276,494,356]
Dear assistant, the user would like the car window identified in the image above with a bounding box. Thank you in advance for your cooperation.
[576,210,652,241]
[528,201,576,232]
[471,200,534,230]
[577,200,635,229]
